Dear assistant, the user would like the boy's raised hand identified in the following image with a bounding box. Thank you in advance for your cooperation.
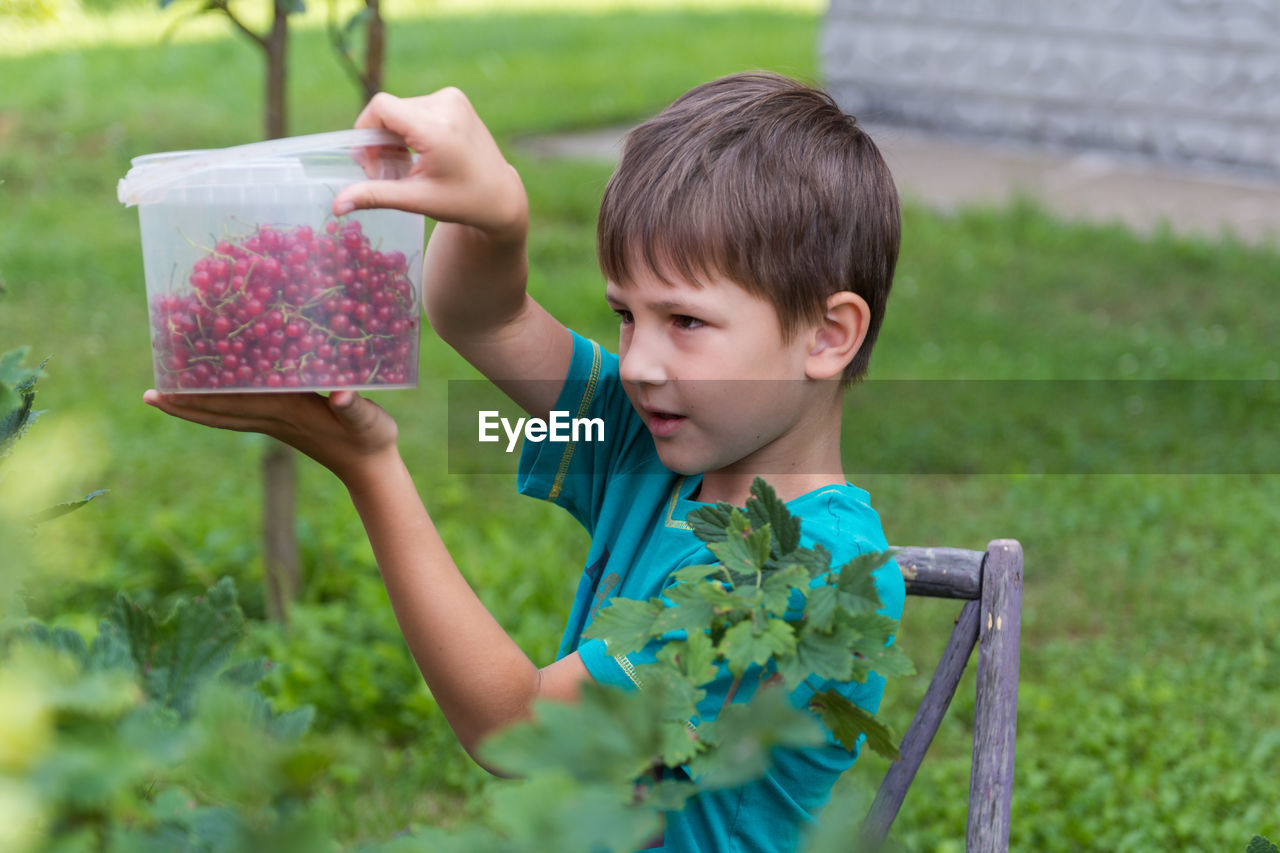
[142,390,399,485]
[332,89,527,245]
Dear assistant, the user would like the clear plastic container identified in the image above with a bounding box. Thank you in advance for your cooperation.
[118,129,424,392]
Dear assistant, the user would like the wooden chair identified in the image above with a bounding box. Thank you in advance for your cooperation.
[860,540,1023,852]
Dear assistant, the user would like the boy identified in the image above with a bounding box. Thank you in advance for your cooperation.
[145,71,904,852]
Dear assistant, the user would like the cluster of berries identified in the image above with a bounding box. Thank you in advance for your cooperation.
[150,219,419,391]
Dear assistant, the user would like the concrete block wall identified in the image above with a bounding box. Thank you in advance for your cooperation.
[822,0,1280,173]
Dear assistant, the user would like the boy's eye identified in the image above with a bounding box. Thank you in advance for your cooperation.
[672,315,704,330]
[613,308,634,324]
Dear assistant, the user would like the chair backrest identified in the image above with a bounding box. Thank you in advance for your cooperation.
[859,540,1023,852]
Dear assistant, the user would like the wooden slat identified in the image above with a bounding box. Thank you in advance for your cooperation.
[860,598,982,849]
[894,546,983,600]
[966,539,1023,852]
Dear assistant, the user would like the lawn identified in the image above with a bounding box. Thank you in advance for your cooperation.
[2,1,1279,850]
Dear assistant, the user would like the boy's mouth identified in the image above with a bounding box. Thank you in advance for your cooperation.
[643,408,686,437]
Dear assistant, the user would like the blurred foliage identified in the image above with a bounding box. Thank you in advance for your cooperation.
[0,579,330,853]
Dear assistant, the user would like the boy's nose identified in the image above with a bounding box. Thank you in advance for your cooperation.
[618,330,668,386]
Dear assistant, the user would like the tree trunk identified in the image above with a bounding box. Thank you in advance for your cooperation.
[363,0,384,103]
[263,441,301,624]
[265,0,289,140]
[262,0,298,624]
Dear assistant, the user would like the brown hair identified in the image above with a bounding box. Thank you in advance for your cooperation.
[597,71,900,382]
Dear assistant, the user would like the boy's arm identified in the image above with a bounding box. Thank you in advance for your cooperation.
[332,89,573,420]
[340,439,590,765]
[142,390,590,769]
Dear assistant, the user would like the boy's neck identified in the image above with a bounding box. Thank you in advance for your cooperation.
[693,472,847,506]
[692,396,848,506]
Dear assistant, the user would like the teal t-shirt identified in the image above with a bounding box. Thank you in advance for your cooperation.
[518,331,905,853]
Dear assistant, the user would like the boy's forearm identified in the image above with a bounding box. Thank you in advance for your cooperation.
[421,217,529,345]
[418,219,575,419]
[339,451,546,760]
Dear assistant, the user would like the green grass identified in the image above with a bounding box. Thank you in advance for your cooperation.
[3,3,1280,850]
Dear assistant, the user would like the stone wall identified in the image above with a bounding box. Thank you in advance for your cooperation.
[822,0,1280,173]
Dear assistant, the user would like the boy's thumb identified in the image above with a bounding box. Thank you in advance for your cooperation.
[327,390,372,428]
[333,180,430,217]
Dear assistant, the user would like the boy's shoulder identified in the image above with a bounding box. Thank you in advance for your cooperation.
[788,483,905,619]
[790,482,888,549]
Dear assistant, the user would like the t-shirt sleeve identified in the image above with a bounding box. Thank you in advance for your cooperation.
[578,634,651,692]
[515,330,650,534]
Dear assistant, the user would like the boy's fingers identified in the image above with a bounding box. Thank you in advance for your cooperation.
[333,179,441,217]
[327,391,383,433]
[143,390,326,435]
[355,89,470,143]
[143,390,276,434]
[353,91,422,137]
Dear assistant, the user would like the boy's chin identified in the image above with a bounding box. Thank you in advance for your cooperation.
[651,445,708,478]
[652,443,743,481]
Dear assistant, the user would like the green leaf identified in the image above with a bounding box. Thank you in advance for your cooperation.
[645,779,697,811]
[834,550,894,613]
[111,577,246,716]
[810,689,901,760]
[669,575,740,616]
[777,624,857,689]
[790,543,834,580]
[855,643,916,681]
[745,477,802,556]
[487,770,661,853]
[670,563,720,584]
[1247,837,1279,853]
[268,705,316,741]
[707,513,772,585]
[652,585,716,636]
[87,620,136,674]
[220,657,271,687]
[0,347,40,390]
[686,502,735,544]
[481,681,674,783]
[759,565,809,614]
[655,631,718,688]
[657,719,700,768]
[28,488,108,527]
[690,687,824,789]
[0,381,19,417]
[804,584,838,631]
[633,660,703,726]
[844,612,900,646]
[842,612,913,682]
[720,618,796,678]
[581,596,665,657]
[0,349,44,457]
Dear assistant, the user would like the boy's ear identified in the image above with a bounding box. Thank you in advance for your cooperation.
[804,291,870,380]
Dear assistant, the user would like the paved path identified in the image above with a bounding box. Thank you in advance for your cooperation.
[518,124,1280,246]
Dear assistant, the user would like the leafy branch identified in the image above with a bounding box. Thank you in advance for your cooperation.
[582,478,911,768]
[0,346,45,454]
[1,347,107,529]
[478,476,912,824]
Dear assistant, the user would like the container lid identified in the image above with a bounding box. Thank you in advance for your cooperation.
[117,128,409,207]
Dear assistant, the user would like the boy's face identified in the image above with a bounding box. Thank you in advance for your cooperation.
[605,268,825,479]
